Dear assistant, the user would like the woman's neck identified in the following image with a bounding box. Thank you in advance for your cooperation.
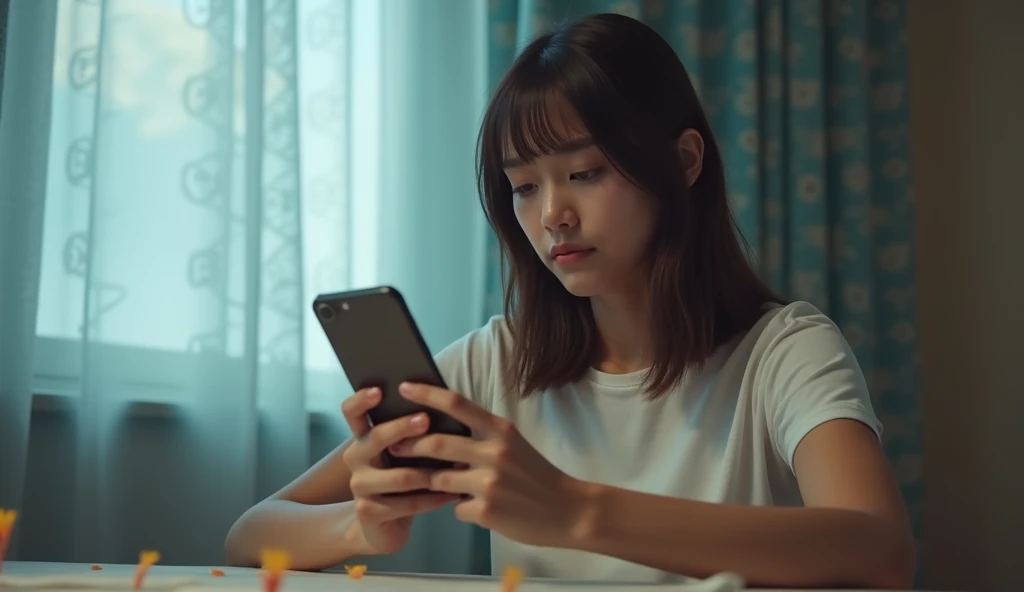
[589,291,652,375]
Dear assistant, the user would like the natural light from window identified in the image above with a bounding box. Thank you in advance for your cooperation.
[32,0,383,413]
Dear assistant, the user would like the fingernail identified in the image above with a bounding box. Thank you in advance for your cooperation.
[399,382,414,395]
[364,388,380,400]
[410,413,427,426]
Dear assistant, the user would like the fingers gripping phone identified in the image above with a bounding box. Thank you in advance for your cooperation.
[313,286,471,470]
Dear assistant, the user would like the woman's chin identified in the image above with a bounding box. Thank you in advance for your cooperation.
[554,273,602,298]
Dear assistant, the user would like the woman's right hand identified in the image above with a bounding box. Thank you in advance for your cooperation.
[340,387,460,556]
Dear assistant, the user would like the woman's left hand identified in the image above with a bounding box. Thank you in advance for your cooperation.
[391,382,590,548]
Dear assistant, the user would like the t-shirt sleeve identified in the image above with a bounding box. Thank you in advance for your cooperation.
[433,315,507,413]
[758,302,884,471]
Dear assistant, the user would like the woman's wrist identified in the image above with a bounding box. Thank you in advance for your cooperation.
[562,477,605,550]
[339,512,377,559]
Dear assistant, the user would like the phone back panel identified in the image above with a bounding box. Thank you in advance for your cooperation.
[313,287,471,468]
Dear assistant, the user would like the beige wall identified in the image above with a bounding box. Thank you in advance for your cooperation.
[909,2,1024,591]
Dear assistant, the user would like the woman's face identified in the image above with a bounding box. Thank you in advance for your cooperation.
[502,102,659,300]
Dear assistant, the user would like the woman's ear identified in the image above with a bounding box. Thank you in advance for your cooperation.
[677,129,704,187]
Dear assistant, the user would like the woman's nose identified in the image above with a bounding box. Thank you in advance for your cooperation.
[540,185,579,230]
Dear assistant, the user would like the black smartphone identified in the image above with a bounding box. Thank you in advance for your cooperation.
[313,286,471,470]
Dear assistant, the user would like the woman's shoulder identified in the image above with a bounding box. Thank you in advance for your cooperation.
[739,299,873,407]
[741,300,881,467]
[433,315,513,409]
[437,314,513,360]
[721,299,860,388]
[706,300,852,391]
[753,300,846,345]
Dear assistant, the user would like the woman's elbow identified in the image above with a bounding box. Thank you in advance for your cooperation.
[223,507,261,567]
[870,533,917,590]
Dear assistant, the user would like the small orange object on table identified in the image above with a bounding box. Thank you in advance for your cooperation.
[501,566,524,592]
[343,565,367,579]
[0,509,18,575]
[259,548,291,592]
[210,569,226,577]
[90,564,104,571]
[132,550,160,590]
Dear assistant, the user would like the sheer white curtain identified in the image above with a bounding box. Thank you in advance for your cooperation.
[0,0,489,573]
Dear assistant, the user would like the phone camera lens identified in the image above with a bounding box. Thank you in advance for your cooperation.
[316,302,335,321]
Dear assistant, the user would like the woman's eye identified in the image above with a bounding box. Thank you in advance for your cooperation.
[511,183,536,197]
[570,167,604,182]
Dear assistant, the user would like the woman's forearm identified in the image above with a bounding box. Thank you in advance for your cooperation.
[224,499,370,570]
[566,481,916,590]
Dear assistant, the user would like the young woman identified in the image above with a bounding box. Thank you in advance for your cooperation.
[225,13,915,589]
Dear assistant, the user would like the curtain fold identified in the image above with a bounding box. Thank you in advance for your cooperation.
[0,0,59,561]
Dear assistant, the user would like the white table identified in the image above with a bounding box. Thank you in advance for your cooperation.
[0,561,929,592]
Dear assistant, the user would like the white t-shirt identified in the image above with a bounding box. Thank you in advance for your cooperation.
[433,300,883,583]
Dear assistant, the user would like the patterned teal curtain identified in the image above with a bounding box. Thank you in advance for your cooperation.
[484,0,922,574]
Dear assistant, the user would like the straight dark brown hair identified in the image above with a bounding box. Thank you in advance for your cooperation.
[476,13,784,400]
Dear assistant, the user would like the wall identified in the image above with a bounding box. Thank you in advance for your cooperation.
[20,403,347,565]
[908,2,1024,591]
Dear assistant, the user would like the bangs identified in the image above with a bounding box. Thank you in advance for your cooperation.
[485,81,587,169]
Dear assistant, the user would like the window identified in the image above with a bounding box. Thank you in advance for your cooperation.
[31,0,386,415]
